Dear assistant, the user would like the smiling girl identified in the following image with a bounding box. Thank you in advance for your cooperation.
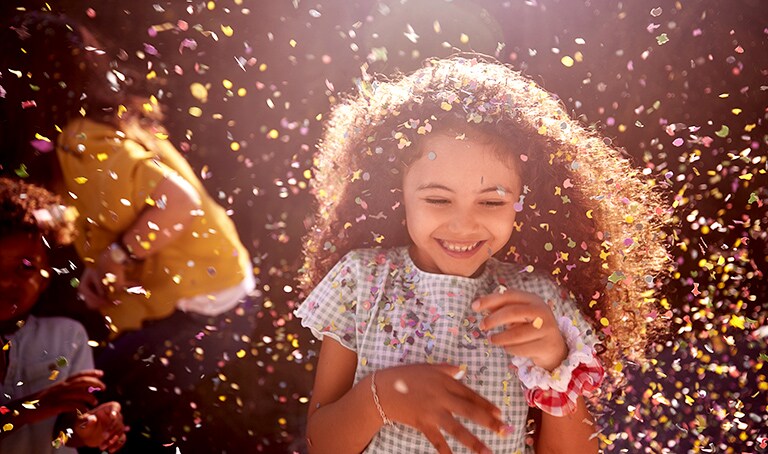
[295,55,670,453]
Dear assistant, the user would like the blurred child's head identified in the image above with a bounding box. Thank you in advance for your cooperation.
[0,177,76,326]
[0,12,147,185]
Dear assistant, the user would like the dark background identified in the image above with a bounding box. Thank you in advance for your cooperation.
[2,0,766,452]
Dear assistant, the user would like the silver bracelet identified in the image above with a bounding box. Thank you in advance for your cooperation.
[370,371,395,427]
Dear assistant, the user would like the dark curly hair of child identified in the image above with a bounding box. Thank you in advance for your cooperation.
[0,176,76,246]
[300,54,673,375]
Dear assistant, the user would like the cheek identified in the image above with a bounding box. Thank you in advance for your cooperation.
[24,274,46,294]
[493,210,517,237]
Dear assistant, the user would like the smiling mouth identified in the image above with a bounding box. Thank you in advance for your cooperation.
[437,239,484,253]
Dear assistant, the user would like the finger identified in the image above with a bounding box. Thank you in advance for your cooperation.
[488,323,546,347]
[442,393,503,433]
[69,369,105,379]
[472,290,543,313]
[438,412,491,454]
[501,339,548,359]
[103,431,127,453]
[480,306,546,331]
[431,363,466,380]
[66,376,107,392]
[421,425,453,454]
[444,382,503,423]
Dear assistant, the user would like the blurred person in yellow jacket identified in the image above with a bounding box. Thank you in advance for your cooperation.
[0,12,258,451]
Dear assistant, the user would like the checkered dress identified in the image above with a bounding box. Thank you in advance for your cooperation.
[295,247,596,454]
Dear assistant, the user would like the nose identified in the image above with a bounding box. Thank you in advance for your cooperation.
[446,206,480,234]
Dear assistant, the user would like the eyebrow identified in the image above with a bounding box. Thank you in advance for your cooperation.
[416,183,514,195]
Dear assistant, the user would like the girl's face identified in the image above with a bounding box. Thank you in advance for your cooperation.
[0,231,49,322]
[403,132,521,277]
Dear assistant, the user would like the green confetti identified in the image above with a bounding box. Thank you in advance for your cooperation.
[608,271,626,284]
[656,33,669,45]
[14,164,29,178]
[715,125,730,137]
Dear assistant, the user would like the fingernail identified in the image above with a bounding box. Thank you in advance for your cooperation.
[453,369,466,380]
[498,424,515,437]
[493,407,502,418]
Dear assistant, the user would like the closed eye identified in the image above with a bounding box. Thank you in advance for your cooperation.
[481,201,507,207]
[424,198,450,205]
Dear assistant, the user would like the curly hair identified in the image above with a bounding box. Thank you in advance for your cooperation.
[0,176,76,246]
[301,55,672,371]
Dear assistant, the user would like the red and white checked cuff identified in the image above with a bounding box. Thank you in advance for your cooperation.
[511,316,605,416]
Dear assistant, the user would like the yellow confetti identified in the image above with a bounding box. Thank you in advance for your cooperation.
[48,369,60,380]
[2,423,13,432]
[600,317,610,326]
[222,79,233,89]
[189,83,208,102]
[532,317,544,329]
[460,33,469,44]
[289,39,297,47]
[96,152,108,162]
[236,349,246,358]
[188,106,203,117]
[267,129,279,139]
[440,101,452,111]
[74,177,88,184]
[221,25,233,37]
[561,56,575,67]
[729,315,745,329]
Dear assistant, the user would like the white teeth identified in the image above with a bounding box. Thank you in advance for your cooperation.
[440,240,480,252]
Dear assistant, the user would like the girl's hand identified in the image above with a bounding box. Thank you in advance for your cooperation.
[473,290,568,371]
[374,363,505,454]
[73,401,128,452]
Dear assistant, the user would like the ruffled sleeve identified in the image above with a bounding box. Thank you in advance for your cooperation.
[294,250,365,352]
[509,277,604,416]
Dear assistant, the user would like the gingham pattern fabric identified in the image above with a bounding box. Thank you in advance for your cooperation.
[525,356,604,417]
[295,247,598,454]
